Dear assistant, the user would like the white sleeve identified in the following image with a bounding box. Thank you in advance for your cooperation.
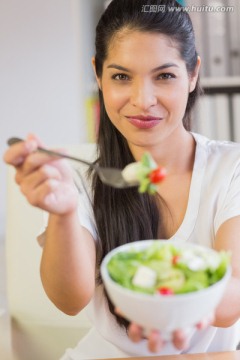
[214,162,240,233]
[75,170,97,240]
[37,168,97,247]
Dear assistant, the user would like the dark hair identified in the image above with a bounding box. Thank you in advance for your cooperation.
[92,0,201,330]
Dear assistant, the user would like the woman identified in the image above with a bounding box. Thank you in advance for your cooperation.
[4,0,240,358]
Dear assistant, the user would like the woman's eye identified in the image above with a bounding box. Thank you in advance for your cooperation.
[112,73,129,81]
[157,73,176,80]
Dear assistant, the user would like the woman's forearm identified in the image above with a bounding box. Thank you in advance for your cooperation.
[213,276,240,328]
[40,210,96,315]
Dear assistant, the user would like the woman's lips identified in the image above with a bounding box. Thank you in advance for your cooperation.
[126,115,163,129]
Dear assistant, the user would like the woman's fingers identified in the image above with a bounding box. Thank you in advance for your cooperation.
[25,178,61,208]
[114,307,124,317]
[148,330,164,353]
[114,308,144,343]
[115,305,214,353]
[3,137,38,166]
[196,312,215,330]
[3,134,78,214]
[114,308,165,353]
[128,323,165,352]
[15,152,64,183]
[22,176,78,213]
[172,313,215,350]
[4,133,51,170]
[127,323,144,342]
[172,328,190,350]
[26,133,45,147]
[127,324,190,352]
[19,164,62,196]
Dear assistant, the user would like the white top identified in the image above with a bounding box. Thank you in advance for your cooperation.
[55,133,240,359]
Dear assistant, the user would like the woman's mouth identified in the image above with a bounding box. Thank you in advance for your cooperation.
[126,115,163,129]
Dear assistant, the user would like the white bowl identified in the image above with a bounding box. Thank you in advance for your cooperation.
[100,240,231,335]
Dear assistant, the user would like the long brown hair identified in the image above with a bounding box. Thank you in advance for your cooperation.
[91,0,201,330]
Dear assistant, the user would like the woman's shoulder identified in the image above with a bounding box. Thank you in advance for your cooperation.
[192,132,240,163]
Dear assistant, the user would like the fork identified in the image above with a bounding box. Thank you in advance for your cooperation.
[7,137,138,189]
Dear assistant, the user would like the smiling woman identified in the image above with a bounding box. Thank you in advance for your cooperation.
[94,31,200,142]
[3,0,240,359]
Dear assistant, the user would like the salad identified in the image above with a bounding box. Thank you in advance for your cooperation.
[121,152,166,194]
[107,242,230,295]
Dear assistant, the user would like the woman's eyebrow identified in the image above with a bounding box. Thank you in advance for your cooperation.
[107,64,131,72]
[151,63,179,72]
[106,62,179,72]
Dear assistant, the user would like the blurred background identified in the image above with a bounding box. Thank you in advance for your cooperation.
[0,0,240,359]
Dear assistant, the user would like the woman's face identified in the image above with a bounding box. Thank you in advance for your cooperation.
[94,30,200,151]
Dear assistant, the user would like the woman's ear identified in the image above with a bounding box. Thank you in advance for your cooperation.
[91,57,102,90]
[189,56,201,93]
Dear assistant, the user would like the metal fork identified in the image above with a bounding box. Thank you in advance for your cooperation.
[7,137,138,189]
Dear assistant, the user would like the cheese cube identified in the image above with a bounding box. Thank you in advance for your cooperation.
[132,265,157,288]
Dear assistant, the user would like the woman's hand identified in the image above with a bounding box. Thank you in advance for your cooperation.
[127,323,190,352]
[115,307,215,352]
[3,134,79,215]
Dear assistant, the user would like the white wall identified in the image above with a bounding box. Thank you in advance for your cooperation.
[0,0,103,353]
[0,0,103,248]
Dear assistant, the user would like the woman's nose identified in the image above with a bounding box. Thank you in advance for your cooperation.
[130,80,157,109]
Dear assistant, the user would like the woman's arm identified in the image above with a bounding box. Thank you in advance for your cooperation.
[40,212,96,315]
[4,134,96,315]
[213,215,240,327]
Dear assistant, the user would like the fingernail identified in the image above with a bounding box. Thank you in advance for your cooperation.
[13,156,24,166]
[26,140,38,152]
[49,179,59,188]
[114,307,121,315]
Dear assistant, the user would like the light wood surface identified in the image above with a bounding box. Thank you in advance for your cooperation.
[99,351,240,360]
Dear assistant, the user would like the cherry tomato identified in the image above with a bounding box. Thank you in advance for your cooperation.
[149,167,166,184]
[157,287,174,295]
[172,255,180,265]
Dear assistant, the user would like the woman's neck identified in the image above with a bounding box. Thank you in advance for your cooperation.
[128,128,196,176]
